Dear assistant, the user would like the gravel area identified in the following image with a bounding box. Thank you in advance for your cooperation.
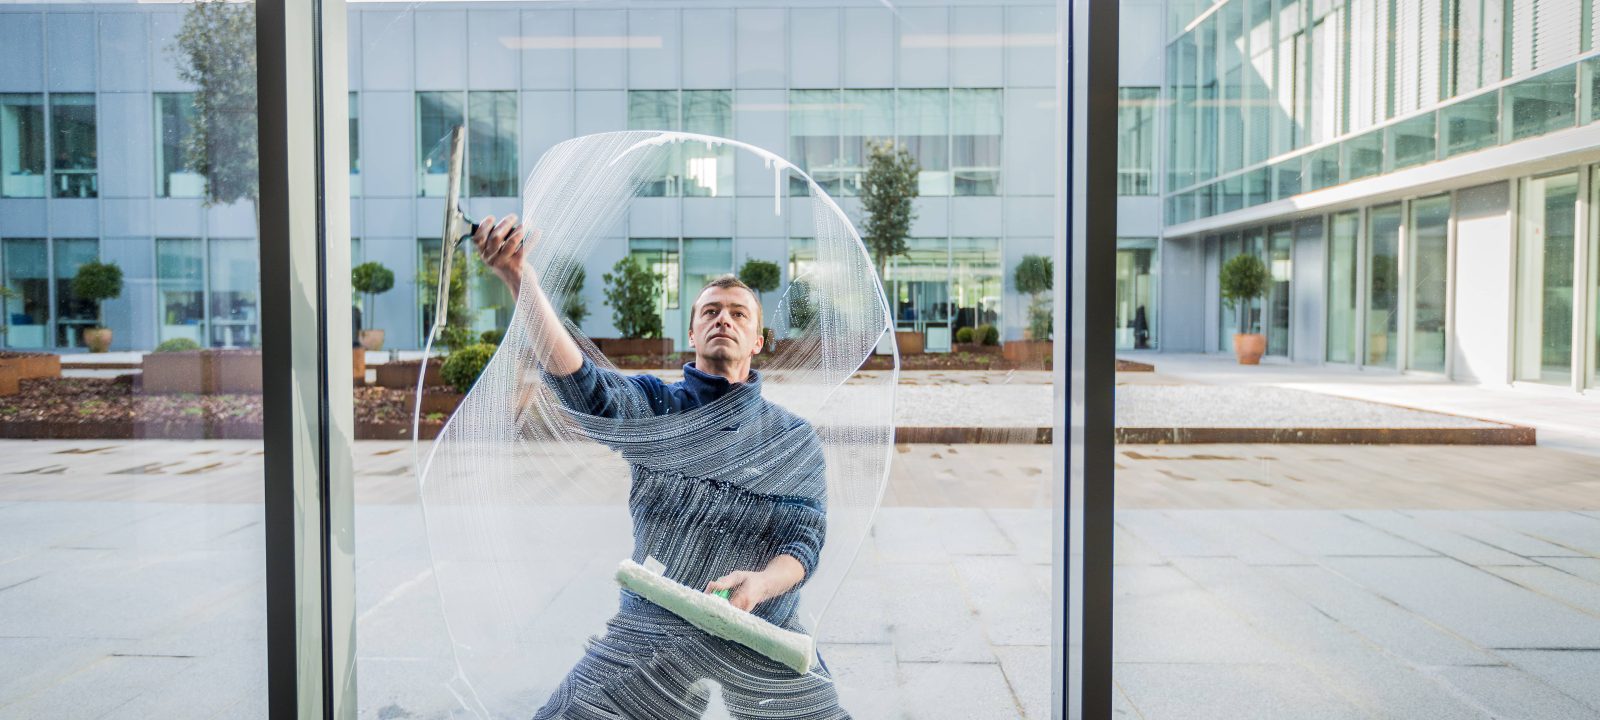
[1115,385,1506,429]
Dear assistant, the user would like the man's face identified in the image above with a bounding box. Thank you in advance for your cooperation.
[688,286,764,362]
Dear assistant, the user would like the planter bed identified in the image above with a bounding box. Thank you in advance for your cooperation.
[0,377,262,439]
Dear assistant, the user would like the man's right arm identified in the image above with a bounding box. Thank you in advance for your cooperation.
[473,214,583,376]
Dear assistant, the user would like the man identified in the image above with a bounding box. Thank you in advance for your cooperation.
[473,214,849,719]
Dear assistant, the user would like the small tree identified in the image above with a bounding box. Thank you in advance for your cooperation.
[72,261,124,330]
[351,261,395,331]
[859,140,920,282]
[738,258,781,305]
[172,0,257,218]
[602,257,663,339]
[1013,255,1053,342]
[1219,254,1270,335]
[783,278,818,336]
[418,248,470,345]
[560,266,589,329]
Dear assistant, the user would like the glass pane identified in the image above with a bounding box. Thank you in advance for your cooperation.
[1306,143,1340,190]
[208,237,258,348]
[417,91,464,197]
[1409,195,1451,372]
[682,91,734,197]
[951,88,1002,196]
[1505,65,1577,142]
[1386,112,1437,170]
[0,93,47,198]
[158,238,206,345]
[628,90,681,196]
[888,237,951,337]
[1326,211,1359,363]
[838,89,894,197]
[1271,156,1302,200]
[50,93,97,198]
[950,237,1003,341]
[897,88,951,196]
[155,93,204,198]
[1366,203,1402,367]
[788,88,841,195]
[1114,238,1157,350]
[1266,224,1291,355]
[1516,173,1578,384]
[468,91,518,197]
[1342,131,1383,182]
[1243,167,1269,207]
[1,238,49,348]
[51,238,99,348]
[350,91,361,195]
[1217,173,1244,214]
[1441,91,1499,157]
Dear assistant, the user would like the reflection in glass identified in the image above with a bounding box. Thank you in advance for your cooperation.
[52,238,98,348]
[1505,65,1577,142]
[1516,173,1577,384]
[839,90,893,197]
[787,237,815,283]
[628,90,680,196]
[0,94,47,198]
[209,238,259,347]
[157,238,205,345]
[417,91,464,197]
[1243,168,1269,207]
[890,237,951,349]
[2,238,48,348]
[1272,157,1302,200]
[682,91,734,197]
[468,91,517,197]
[951,89,1002,196]
[897,89,951,197]
[1326,211,1359,363]
[1115,238,1157,350]
[1409,196,1450,372]
[1343,132,1382,182]
[951,237,1002,341]
[1266,224,1291,356]
[1366,204,1401,367]
[1307,144,1340,191]
[155,93,204,198]
[50,94,97,198]
[1217,174,1243,214]
[789,89,841,195]
[1441,91,1498,157]
[1387,112,1437,170]
[1117,87,1157,196]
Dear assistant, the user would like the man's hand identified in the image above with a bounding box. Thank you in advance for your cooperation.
[705,555,806,612]
[473,214,536,294]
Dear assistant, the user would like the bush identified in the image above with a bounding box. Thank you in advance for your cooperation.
[737,258,781,297]
[154,337,202,353]
[1219,253,1270,334]
[441,343,497,394]
[602,257,663,339]
[438,325,476,351]
[479,328,504,345]
[975,324,1000,346]
[955,326,974,344]
[73,260,124,328]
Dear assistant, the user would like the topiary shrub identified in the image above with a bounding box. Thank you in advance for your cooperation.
[976,324,1000,346]
[155,337,202,353]
[955,326,975,344]
[479,328,504,345]
[73,260,124,329]
[441,343,497,394]
[1219,253,1270,334]
[602,256,663,339]
[1013,255,1053,342]
[737,258,781,300]
[351,261,395,331]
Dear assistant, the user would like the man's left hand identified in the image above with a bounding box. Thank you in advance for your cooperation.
[706,555,805,612]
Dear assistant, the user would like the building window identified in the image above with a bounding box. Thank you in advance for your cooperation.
[787,237,816,282]
[349,92,360,196]
[468,91,517,197]
[1115,238,1157,350]
[1326,211,1360,364]
[1,238,48,348]
[1516,172,1579,384]
[1117,88,1158,196]
[417,92,464,198]
[1266,224,1292,356]
[897,89,951,197]
[50,94,97,198]
[1409,195,1450,373]
[952,89,1001,196]
[1366,204,1402,367]
[839,90,894,197]
[157,238,206,346]
[628,91,679,196]
[209,238,258,347]
[0,94,47,199]
[51,238,98,347]
[952,237,1002,339]
[629,238,681,310]
[628,90,734,197]
[155,93,204,198]
[888,237,952,348]
[789,89,843,195]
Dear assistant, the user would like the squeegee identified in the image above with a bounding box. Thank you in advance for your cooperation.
[616,557,816,675]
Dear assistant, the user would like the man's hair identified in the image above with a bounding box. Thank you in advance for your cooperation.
[689,274,762,331]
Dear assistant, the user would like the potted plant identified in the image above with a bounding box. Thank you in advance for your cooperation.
[1004,255,1054,365]
[738,258,780,352]
[352,261,395,351]
[1219,253,1270,365]
[72,260,124,353]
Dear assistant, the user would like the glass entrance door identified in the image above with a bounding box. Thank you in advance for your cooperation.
[1516,172,1578,385]
[1408,196,1451,373]
[1115,239,1157,350]
[1266,225,1291,356]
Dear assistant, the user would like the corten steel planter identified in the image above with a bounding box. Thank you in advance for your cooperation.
[214,351,262,393]
[894,331,925,355]
[83,327,113,353]
[359,329,386,352]
[0,367,17,396]
[353,347,367,384]
[375,358,443,389]
[0,351,62,384]
[1002,339,1053,365]
[951,343,1004,355]
[141,350,263,393]
[596,337,675,357]
[1232,333,1266,365]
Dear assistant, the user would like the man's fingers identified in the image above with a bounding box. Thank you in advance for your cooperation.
[473,215,497,250]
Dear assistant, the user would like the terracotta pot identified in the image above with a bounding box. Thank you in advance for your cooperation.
[894,331,925,355]
[1002,340,1053,365]
[352,346,367,384]
[359,329,386,352]
[375,358,443,388]
[83,327,113,353]
[1233,333,1266,365]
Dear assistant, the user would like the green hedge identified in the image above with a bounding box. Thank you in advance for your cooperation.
[441,343,497,394]
[154,337,202,353]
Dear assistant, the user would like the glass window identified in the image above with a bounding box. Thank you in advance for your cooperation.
[787,237,816,283]
[50,93,97,198]
[1217,174,1244,214]
[1,238,48,348]
[1272,157,1303,201]
[628,90,681,197]
[1592,166,1600,389]
[1386,112,1437,170]
[1409,195,1450,373]
[1504,65,1577,142]
[1117,88,1157,196]
[1266,224,1291,356]
[1243,167,1270,207]
[679,237,733,346]
[1307,144,1340,191]
[1441,91,1499,157]
[1217,233,1248,350]
[1114,238,1157,350]
[157,238,206,345]
[52,238,98,347]
[1586,57,1600,125]
[951,237,1002,340]
[1515,172,1578,384]
[897,89,951,197]
[951,89,1002,197]
[682,90,734,197]
[838,90,894,197]
[468,91,517,197]
[1327,211,1360,363]
[209,237,258,348]
[629,237,680,310]
[889,238,951,348]
[1342,131,1383,182]
[155,93,204,198]
[350,92,361,196]
[1366,204,1402,367]
[417,91,464,198]
[788,89,841,195]
[0,94,46,198]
